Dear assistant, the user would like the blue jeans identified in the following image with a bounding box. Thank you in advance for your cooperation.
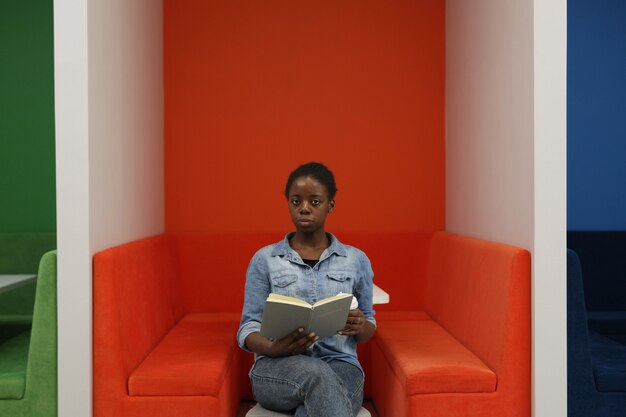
[250,355,364,417]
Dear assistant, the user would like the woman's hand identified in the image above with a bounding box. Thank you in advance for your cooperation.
[338,309,375,343]
[245,329,318,358]
[339,309,366,336]
[268,328,318,357]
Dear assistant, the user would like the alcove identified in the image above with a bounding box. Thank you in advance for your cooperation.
[53,1,566,416]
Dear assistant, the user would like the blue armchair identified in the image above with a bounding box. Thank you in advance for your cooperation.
[567,249,626,417]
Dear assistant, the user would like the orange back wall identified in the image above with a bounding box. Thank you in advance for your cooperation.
[164,0,445,234]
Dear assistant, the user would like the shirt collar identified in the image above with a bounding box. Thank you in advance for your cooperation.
[271,232,348,259]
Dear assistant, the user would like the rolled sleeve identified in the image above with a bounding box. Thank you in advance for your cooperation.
[237,320,262,352]
[354,251,376,329]
[237,250,271,352]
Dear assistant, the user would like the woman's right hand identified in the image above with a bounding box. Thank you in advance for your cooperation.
[245,329,318,357]
[267,328,319,357]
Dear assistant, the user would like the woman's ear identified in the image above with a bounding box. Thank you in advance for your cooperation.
[329,200,335,213]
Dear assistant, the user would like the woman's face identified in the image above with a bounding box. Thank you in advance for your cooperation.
[287,176,334,234]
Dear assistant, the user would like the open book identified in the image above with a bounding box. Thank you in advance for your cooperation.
[259,293,353,340]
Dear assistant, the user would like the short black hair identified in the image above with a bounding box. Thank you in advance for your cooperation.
[284,162,338,200]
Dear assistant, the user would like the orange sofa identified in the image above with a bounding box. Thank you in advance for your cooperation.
[93,232,529,417]
[371,233,531,417]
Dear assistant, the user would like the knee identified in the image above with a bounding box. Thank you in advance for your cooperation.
[301,362,342,390]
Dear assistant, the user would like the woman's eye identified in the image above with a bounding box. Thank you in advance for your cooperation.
[312,199,320,205]
[291,199,300,206]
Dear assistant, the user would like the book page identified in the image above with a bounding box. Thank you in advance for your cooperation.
[267,293,312,308]
[309,295,352,338]
[260,298,312,339]
[260,293,353,340]
[312,292,353,307]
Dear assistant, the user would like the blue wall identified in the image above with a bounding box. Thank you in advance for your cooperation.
[568,0,626,231]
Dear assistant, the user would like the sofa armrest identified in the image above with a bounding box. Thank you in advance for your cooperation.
[93,235,183,404]
[567,249,596,393]
[24,251,57,412]
[426,232,531,394]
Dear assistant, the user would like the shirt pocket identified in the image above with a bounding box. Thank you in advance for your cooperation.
[269,271,299,297]
[326,270,356,296]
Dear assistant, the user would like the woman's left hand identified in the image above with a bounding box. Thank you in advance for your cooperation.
[338,309,366,336]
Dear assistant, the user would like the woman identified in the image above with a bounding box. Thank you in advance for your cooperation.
[237,162,376,417]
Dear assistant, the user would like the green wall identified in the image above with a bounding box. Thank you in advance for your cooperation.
[0,1,55,232]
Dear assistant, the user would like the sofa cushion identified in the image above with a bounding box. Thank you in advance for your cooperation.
[589,330,626,392]
[128,313,240,396]
[94,235,184,377]
[171,232,435,314]
[426,233,530,378]
[0,331,30,399]
[594,359,626,392]
[171,233,283,313]
[374,320,496,394]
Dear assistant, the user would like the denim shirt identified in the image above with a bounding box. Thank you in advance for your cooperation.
[237,232,376,373]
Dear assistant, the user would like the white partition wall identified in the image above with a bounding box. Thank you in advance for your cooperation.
[54,1,91,415]
[54,0,164,416]
[532,1,567,416]
[446,0,534,249]
[446,0,567,416]
[88,0,164,251]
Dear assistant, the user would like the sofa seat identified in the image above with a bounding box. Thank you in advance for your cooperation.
[594,360,626,392]
[374,319,496,395]
[589,330,626,392]
[128,313,240,396]
[0,331,30,399]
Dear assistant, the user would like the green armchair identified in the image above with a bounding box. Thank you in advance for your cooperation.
[0,250,57,417]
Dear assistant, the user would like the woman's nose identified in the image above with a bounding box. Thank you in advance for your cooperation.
[299,202,311,213]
